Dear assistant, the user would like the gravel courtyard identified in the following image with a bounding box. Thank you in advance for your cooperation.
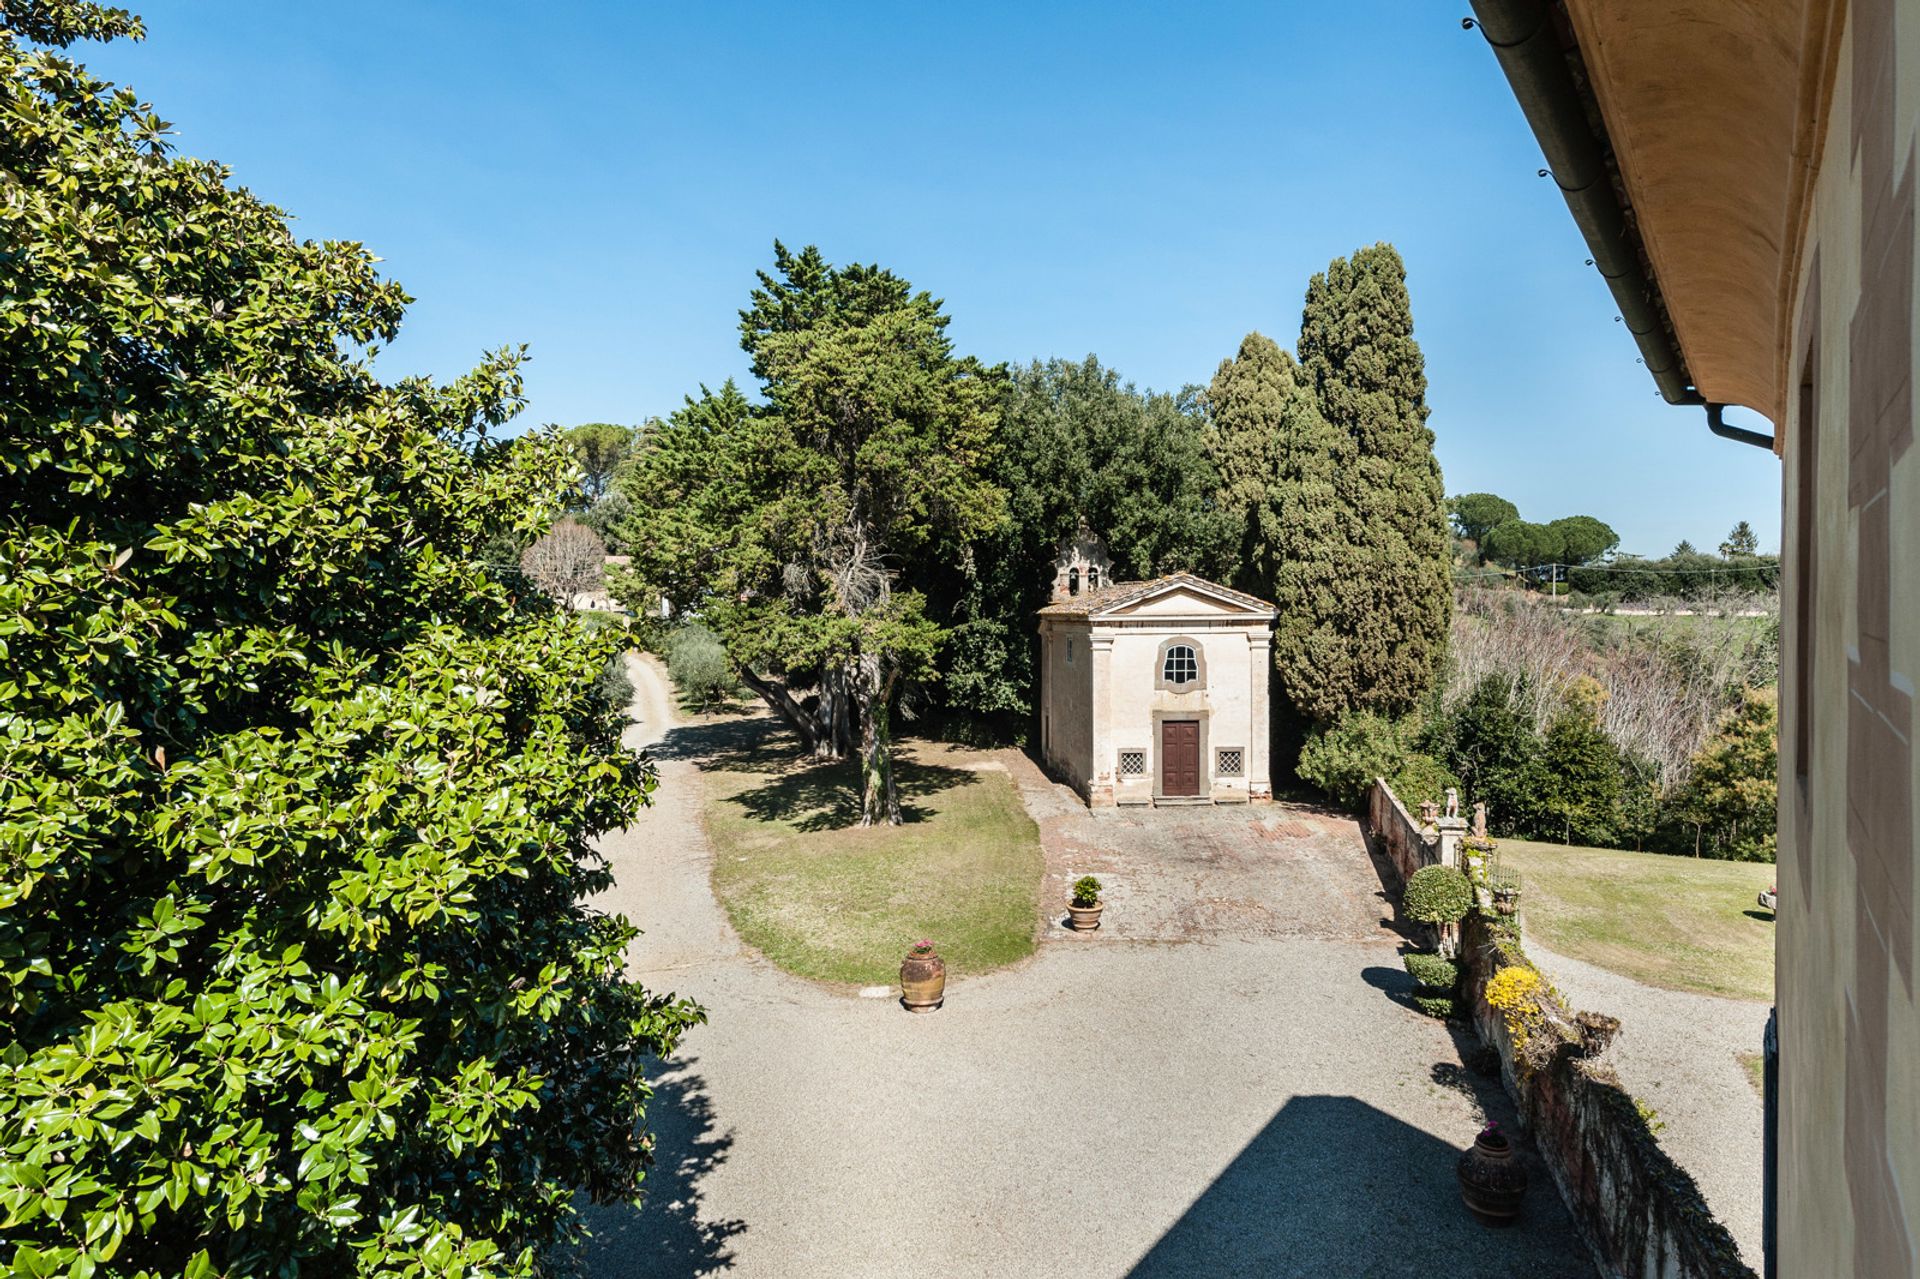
[570,657,1591,1278]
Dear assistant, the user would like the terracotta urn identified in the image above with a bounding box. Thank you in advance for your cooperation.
[1067,900,1105,931]
[1457,1124,1529,1226]
[900,942,946,1013]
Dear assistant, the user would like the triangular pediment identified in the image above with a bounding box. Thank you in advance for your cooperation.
[1089,575,1275,620]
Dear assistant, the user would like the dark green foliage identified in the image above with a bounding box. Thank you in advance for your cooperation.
[1403,952,1460,991]
[1206,331,1372,726]
[1296,244,1452,719]
[1565,548,1779,600]
[1440,675,1551,837]
[619,245,1003,822]
[1393,752,1460,815]
[1449,493,1520,547]
[665,622,733,711]
[578,488,632,551]
[1403,866,1474,926]
[1412,993,1459,1019]
[1539,680,1625,845]
[595,650,638,712]
[1680,689,1778,861]
[1295,711,1456,812]
[1072,876,1103,907]
[1475,511,1616,569]
[563,421,638,502]
[0,8,702,1272]
[1206,331,1293,599]
[1481,518,1556,568]
[940,357,1236,732]
[1549,515,1619,565]
[1720,520,1760,558]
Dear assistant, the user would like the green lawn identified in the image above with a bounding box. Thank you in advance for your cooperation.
[702,724,1043,987]
[1499,839,1776,1002]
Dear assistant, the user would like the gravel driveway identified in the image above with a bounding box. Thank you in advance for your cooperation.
[569,656,1592,1278]
[1527,942,1768,1269]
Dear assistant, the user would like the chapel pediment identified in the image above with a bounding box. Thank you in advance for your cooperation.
[1036,572,1277,621]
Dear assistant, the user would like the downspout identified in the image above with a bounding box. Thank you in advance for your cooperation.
[1706,402,1776,450]
[1468,0,1701,408]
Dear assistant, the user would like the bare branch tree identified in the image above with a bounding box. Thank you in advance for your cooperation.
[1447,588,1778,791]
[520,520,606,610]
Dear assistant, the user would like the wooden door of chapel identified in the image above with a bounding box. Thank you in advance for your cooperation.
[1161,720,1200,796]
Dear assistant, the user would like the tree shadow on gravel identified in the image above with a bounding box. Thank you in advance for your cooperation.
[1361,963,1423,1012]
[644,715,770,767]
[565,1060,744,1279]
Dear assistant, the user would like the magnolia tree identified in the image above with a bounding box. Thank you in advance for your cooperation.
[0,7,700,1274]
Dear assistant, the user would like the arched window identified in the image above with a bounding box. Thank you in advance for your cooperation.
[1087,566,1100,589]
[1153,636,1207,691]
[1068,567,1080,596]
[1162,644,1199,686]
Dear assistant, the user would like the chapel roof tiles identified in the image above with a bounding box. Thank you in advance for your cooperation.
[1035,572,1277,619]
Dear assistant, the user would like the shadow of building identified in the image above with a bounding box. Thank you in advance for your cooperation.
[1126,1094,1591,1279]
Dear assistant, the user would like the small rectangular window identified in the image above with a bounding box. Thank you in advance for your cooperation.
[1066,639,1074,664]
[1118,749,1146,777]
[1216,748,1244,778]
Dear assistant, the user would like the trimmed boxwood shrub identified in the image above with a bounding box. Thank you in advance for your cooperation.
[1403,864,1474,925]
[1413,994,1458,1019]
[1403,952,1460,991]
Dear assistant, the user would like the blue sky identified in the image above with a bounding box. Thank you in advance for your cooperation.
[87,0,1782,556]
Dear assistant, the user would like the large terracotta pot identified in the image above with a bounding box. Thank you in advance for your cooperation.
[1457,1127,1529,1226]
[1067,901,1105,931]
[900,946,946,1013]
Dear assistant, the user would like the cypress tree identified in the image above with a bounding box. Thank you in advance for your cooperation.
[1207,331,1366,724]
[1297,243,1452,717]
[1206,332,1290,598]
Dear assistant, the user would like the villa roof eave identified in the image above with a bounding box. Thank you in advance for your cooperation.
[1469,0,1703,409]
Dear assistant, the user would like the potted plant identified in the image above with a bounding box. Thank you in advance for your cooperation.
[1067,876,1104,931]
[1457,1120,1529,1226]
[899,939,946,1012]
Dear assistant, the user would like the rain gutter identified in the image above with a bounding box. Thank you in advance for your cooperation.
[1467,0,1702,409]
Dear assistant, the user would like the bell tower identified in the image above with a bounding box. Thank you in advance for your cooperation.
[1050,524,1114,602]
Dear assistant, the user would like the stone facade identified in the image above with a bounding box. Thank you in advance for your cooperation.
[1776,8,1920,1272]
[1037,545,1275,808]
[1477,3,1920,1270]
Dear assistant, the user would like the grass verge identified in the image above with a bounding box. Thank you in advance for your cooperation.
[1738,1051,1766,1097]
[1498,839,1775,1002]
[702,720,1043,987]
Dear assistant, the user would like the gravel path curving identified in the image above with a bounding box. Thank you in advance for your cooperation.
[568,655,1592,1278]
[1526,941,1768,1270]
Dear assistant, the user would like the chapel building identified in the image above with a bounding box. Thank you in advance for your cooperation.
[1036,531,1277,807]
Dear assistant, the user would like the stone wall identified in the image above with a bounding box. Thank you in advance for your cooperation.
[1366,779,1437,887]
[1458,913,1754,1279]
